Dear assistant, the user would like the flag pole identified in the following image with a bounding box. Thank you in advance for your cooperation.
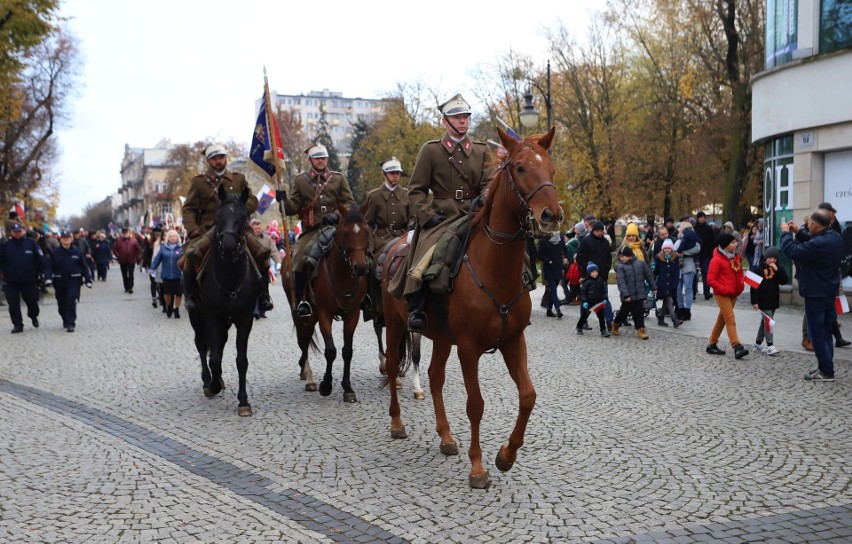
[263,67,295,312]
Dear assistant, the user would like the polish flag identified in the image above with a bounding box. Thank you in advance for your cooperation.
[836,295,850,314]
[764,315,776,334]
[744,269,763,289]
[589,302,605,314]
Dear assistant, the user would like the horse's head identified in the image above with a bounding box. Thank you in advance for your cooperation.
[215,185,249,262]
[497,126,564,235]
[334,204,370,276]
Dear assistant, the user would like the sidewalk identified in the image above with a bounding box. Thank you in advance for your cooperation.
[603,284,852,362]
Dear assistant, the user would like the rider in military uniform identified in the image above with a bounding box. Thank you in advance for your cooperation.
[50,230,93,332]
[181,143,273,312]
[387,94,496,332]
[275,144,356,317]
[364,157,412,252]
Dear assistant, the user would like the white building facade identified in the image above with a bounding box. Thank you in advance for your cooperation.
[752,0,852,256]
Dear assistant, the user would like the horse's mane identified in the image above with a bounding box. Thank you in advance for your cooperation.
[343,205,364,224]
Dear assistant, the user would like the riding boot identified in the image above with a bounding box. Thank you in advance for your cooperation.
[183,270,200,312]
[406,288,427,332]
[294,271,312,317]
[257,270,274,312]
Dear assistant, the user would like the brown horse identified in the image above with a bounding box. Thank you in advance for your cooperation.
[283,205,370,402]
[381,126,562,488]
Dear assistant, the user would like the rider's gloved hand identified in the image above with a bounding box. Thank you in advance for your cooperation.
[322,212,339,226]
[423,214,445,229]
[275,190,287,202]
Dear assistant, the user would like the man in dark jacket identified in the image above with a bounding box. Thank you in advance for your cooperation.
[576,221,613,282]
[51,230,92,332]
[0,222,44,333]
[694,211,716,299]
[781,209,843,381]
[113,228,140,293]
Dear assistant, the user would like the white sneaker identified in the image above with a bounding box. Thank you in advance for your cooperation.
[765,345,780,356]
[753,343,764,353]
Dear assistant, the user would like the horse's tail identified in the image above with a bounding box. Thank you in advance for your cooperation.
[380,332,412,389]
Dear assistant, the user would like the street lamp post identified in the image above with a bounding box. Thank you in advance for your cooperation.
[518,60,552,131]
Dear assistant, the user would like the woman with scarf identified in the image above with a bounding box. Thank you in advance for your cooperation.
[674,222,701,320]
[618,223,648,263]
[705,233,749,359]
[537,231,569,318]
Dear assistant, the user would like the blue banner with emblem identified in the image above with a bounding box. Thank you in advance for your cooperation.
[249,97,276,177]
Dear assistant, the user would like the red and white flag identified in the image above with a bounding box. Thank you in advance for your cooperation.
[836,295,850,314]
[744,269,763,289]
[589,302,605,314]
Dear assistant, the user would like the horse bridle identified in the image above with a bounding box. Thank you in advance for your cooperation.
[466,142,556,353]
[483,144,555,245]
[319,223,370,312]
[216,229,247,263]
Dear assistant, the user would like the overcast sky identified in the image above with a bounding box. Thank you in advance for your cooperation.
[55,0,605,217]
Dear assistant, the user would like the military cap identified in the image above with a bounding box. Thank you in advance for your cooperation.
[305,144,329,159]
[438,93,471,116]
[10,222,23,231]
[204,143,227,159]
[382,156,403,173]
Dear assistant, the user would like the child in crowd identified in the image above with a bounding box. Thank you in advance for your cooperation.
[612,246,657,339]
[565,259,582,306]
[576,263,610,337]
[750,246,788,355]
[655,239,683,328]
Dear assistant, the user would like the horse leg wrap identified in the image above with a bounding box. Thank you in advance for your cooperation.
[324,347,337,363]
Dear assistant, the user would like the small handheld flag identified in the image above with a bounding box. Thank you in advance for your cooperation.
[836,295,850,314]
[256,184,276,215]
[744,269,763,289]
[496,117,522,141]
[589,302,605,314]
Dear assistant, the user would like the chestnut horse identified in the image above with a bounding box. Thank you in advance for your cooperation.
[381,126,562,488]
[283,205,370,402]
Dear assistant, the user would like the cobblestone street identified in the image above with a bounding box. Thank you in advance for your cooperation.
[1,271,850,543]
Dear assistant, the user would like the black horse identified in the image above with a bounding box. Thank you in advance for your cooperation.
[187,185,260,416]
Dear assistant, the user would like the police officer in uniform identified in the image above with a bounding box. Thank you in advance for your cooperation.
[181,143,273,312]
[387,94,496,332]
[0,222,44,333]
[50,230,92,332]
[275,144,356,317]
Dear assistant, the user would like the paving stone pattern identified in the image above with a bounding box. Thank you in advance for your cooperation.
[0,272,850,543]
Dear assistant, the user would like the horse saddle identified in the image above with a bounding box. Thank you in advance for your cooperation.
[424,215,472,294]
[373,236,403,281]
[384,239,410,283]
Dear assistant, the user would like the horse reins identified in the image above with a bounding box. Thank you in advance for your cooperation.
[320,226,369,313]
[465,143,556,353]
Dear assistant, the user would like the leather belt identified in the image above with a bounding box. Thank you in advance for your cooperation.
[433,189,476,200]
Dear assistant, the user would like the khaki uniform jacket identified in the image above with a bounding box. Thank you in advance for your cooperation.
[182,170,257,237]
[282,168,355,271]
[390,134,495,297]
[363,184,412,250]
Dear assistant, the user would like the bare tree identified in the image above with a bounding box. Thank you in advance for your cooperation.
[1,25,79,208]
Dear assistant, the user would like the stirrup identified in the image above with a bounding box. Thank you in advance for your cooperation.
[296,300,313,317]
[360,294,372,312]
[258,294,274,312]
[407,310,426,332]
